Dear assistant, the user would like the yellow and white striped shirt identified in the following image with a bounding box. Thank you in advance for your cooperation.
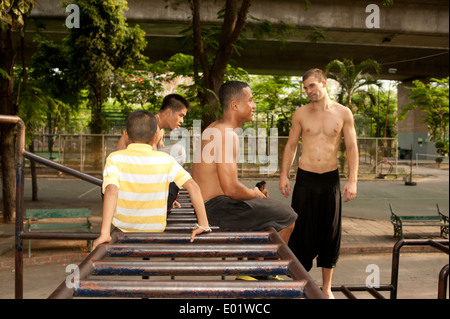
[102,143,191,232]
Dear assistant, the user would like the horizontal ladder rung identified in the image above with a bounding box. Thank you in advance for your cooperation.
[92,260,290,276]
[74,280,307,298]
[106,244,280,258]
[115,231,272,244]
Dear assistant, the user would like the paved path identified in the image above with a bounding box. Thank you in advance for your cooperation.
[0,165,448,299]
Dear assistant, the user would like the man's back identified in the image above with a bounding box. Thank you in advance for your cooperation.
[192,121,233,202]
[104,144,191,231]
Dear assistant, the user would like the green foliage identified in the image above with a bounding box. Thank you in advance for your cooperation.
[401,77,449,143]
[326,58,381,113]
[251,75,307,135]
[63,0,147,133]
[0,0,35,31]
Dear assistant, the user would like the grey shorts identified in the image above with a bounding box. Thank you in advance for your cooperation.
[204,195,297,232]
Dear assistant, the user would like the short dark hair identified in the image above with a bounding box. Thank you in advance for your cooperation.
[160,94,190,112]
[302,68,327,82]
[219,81,249,113]
[126,110,157,143]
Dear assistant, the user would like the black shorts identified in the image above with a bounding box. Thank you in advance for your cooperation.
[288,168,342,271]
[204,195,297,232]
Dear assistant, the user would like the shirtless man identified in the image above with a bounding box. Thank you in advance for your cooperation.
[192,81,297,247]
[279,68,358,298]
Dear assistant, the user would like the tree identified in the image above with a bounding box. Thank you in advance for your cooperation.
[251,75,307,136]
[400,77,449,146]
[325,58,381,113]
[168,0,309,129]
[63,0,147,134]
[0,0,35,223]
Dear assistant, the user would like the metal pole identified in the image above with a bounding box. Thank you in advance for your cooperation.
[0,115,26,299]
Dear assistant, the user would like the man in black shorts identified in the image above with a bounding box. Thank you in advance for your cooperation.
[191,81,297,246]
[279,69,359,298]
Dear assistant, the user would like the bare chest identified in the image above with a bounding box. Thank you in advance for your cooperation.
[300,110,343,138]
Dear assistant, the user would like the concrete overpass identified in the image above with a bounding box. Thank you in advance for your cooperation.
[24,0,448,81]
[17,0,450,154]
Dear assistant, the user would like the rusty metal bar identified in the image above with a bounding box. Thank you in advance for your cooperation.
[116,231,272,244]
[48,240,112,299]
[73,280,308,298]
[341,285,357,299]
[368,287,387,299]
[391,239,449,299]
[91,260,290,276]
[23,150,102,186]
[165,223,219,231]
[105,243,280,258]
[268,227,326,299]
[20,231,99,240]
[0,115,26,299]
[438,264,449,299]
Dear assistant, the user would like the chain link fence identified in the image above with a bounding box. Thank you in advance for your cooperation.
[28,134,398,178]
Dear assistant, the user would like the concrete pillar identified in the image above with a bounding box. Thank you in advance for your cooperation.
[397,81,437,159]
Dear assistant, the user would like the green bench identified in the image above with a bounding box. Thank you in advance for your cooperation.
[389,204,449,239]
[25,208,93,257]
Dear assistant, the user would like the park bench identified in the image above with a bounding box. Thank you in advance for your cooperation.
[389,204,449,239]
[25,208,92,257]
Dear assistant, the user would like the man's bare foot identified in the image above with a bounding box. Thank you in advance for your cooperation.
[322,288,335,299]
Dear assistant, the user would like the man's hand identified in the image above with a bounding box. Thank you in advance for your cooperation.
[279,176,291,198]
[342,181,357,202]
[253,187,266,198]
[190,224,212,242]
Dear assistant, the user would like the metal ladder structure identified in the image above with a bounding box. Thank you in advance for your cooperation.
[49,189,326,299]
[2,115,446,300]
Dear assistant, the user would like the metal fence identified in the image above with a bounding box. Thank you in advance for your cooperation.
[29,134,398,178]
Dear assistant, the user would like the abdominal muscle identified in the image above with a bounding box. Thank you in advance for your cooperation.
[298,135,341,174]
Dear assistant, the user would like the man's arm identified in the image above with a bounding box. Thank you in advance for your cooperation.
[93,184,118,249]
[279,109,302,198]
[216,130,265,200]
[341,108,358,202]
[182,178,211,242]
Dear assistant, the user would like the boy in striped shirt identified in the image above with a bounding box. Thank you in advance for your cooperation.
[93,110,210,249]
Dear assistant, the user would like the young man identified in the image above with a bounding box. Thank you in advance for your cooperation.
[192,81,297,247]
[279,68,359,298]
[116,94,190,210]
[93,110,210,249]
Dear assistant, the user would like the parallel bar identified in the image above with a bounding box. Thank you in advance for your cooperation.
[23,151,103,186]
[92,260,290,276]
[165,223,219,231]
[106,244,280,258]
[268,228,326,299]
[341,285,357,299]
[74,280,307,298]
[438,264,449,299]
[20,231,99,240]
[116,231,272,244]
[368,287,386,299]
[48,244,109,299]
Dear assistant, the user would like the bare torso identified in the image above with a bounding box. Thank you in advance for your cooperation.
[296,102,347,173]
[192,121,231,201]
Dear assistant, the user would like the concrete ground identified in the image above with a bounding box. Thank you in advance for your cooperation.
[0,164,448,300]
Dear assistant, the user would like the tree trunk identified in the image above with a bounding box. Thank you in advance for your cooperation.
[190,0,252,129]
[0,26,18,223]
